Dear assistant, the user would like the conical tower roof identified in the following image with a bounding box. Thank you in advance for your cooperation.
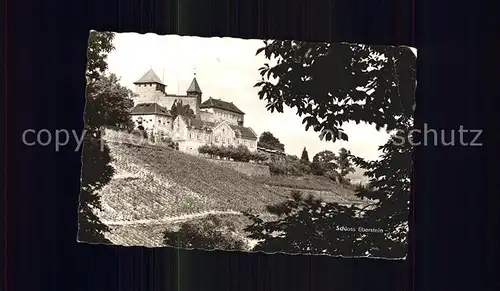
[134,69,164,85]
[187,78,202,94]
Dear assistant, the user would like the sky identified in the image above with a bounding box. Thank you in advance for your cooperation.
[106,33,416,175]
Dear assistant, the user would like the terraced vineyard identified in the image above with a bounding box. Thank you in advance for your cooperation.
[252,175,368,203]
[97,141,289,223]
[96,135,370,247]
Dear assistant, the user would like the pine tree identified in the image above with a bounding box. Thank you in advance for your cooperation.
[300,147,310,164]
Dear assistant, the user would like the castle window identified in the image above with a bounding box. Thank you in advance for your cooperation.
[197,133,201,140]
[215,137,219,142]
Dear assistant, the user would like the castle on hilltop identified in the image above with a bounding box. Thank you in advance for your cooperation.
[129,69,258,155]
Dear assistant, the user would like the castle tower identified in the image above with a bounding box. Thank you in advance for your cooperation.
[133,69,166,105]
[186,74,202,115]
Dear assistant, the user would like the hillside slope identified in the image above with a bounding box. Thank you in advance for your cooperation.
[252,175,364,201]
[97,141,290,222]
[94,138,370,247]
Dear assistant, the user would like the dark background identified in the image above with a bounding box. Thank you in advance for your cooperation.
[2,0,490,290]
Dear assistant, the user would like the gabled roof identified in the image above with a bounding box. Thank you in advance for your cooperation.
[229,124,257,140]
[130,103,172,116]
[200,97,245,114]
[187,78,202,94]
[179,116,215,130]
[133,69,164,85]
[178,117,257,140]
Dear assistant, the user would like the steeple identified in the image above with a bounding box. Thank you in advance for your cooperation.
[187,75,202,94]
[186,69,202,116]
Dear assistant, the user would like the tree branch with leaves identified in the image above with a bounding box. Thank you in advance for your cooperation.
[78,31,135,243]
[249,40,416,257]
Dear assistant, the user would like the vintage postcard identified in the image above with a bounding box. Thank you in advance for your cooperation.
[78,31,416,259]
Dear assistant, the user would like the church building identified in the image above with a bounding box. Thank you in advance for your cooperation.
[129,69,258,155]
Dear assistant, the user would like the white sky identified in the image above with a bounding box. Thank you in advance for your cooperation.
[106,33,416,164]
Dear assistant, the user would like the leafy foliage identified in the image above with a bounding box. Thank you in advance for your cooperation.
[131,128,148,140]
[158,136,179,150]
[250,41,416,257]
[350,121,413,257]
[86,31,115,84]
[257,131,285,152]
[311,150,338,176]
[198,144,268,163]
[79,31,134,243]
[268,162,286,175]
[254,41,412,142]
[170,100,195,119]
[244,191,364,256]
[84,73,135,134]
[268,154,311,176]
[335,148,355,178]
[78,138,114,243]
[312,150,337,167]
[253,175,356,195]
[163,215,247,251]
[309,161,326,176]
[347,47,416,256]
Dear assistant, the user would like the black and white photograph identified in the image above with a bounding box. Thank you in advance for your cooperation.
[79,31,416,259]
